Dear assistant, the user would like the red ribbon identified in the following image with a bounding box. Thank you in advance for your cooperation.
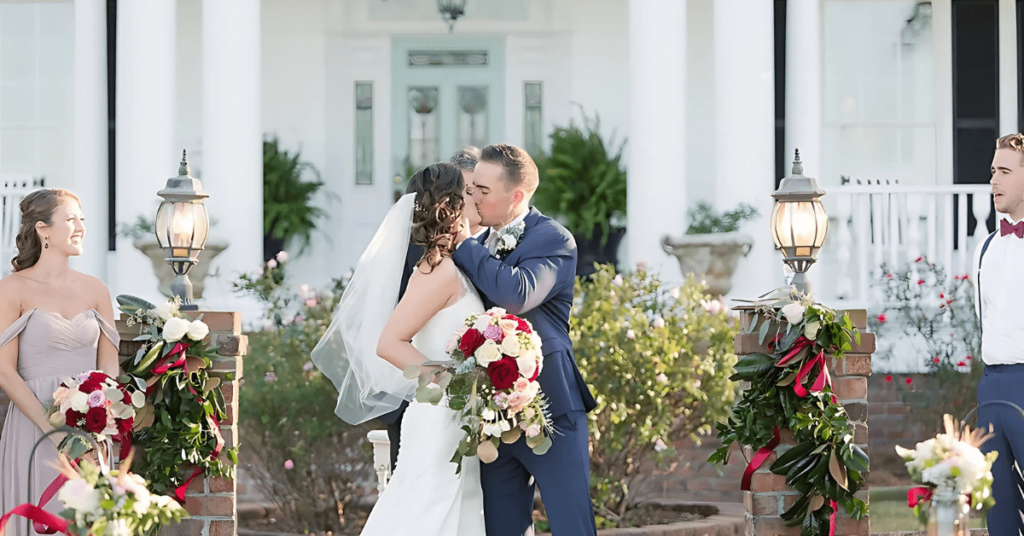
[172,401,225,503]
[908,487,933,507]
[741,426,781,491]
[829,499,838,536]
[793,351,832,398]
[777,336,812,367]
[0,470,71,535]
[150,343,188,375]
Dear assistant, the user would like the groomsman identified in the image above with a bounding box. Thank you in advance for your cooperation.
[973,133,1024,535]
[379,147,485,471]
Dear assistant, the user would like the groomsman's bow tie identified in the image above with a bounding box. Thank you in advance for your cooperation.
[1001,218,1024,238]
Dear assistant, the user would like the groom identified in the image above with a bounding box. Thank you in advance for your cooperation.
[454,143,597,536]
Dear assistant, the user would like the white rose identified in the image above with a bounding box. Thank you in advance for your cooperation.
[529,333,543,351]
[781,303,806,324]
[498,319,519,336]
[501,336,521,357]
[153,302,174,322]
[70,390,90,413]
[187,320,210,341]
[276,251,289,263]
[59,479,101,515]
[162,317,190,342]
[473,314,493,332]
[516,355,538,379]
[502,235,517,250]
[474,340,503,366]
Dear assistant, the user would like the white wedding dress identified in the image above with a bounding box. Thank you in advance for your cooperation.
[360,270,487,536]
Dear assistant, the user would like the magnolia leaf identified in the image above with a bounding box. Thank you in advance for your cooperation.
[477,440,499,463]
[776,371,798,387]
[117,294,156,314]
[809,495,825,512]
[204,376,222,393]
[532,436,553,456]
[804,321,821,340]
[134,341,165,374]
[829,450,849,490]
[501,427,522,444]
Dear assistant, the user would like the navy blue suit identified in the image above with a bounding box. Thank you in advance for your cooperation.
[453,207,597,536]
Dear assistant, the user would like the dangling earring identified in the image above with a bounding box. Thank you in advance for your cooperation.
[44,237,49,250]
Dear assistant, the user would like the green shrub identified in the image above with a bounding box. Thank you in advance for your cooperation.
[573,264,739,526]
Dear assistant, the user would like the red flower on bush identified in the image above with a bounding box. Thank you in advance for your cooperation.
[966,355,972,360]
[917,279,925,285]
[957,361,967,367]
[915,256,923,262]
[933,357,940,364]
[459,329,486,356]
[905,378,913,385]
[487,357,520,390]
[85,407,108,433]
[877,314,886,323]
[885,375,893,383]
[65,410,86,427]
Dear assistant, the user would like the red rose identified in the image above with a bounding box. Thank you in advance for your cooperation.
[65,410,86,428]
[79,379,103,393]
[85,407,107,433]
[122,390,132,404]
[459,329,486,356]
[88,372,108,382]
[487,357,519,391]
[117,417,134,435]
[516,318,532,334]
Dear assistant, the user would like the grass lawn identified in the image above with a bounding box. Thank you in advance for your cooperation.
[869,487,986,532]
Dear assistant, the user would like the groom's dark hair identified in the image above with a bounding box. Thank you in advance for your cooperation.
[480,143,538,194]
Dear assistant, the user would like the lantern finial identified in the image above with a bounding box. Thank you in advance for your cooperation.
[791,149,803,176]
[178,150,189,176]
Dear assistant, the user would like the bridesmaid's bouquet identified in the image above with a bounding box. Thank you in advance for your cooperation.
[54,455,186,536]
[47,371,145,459]
[406,307,554,472]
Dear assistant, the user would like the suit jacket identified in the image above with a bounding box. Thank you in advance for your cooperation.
[452,207,597,417]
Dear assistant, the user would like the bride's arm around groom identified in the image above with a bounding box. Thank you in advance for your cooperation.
[452,144,598,536]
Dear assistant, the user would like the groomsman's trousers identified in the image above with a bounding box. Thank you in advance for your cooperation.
[977,363,1024,535]
[481,410,597,536]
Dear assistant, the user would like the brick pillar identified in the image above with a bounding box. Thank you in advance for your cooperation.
[118,310,247,536]
[736,309,873,536]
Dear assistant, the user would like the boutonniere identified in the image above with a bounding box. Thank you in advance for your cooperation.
[495,221,526,256]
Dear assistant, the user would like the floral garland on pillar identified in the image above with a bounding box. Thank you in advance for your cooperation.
[709,291,870,536]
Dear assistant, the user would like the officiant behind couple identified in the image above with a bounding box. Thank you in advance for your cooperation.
[312,143,598,536]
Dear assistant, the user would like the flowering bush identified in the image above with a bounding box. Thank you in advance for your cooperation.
[571,265,738,526]
[871,258,981,434]
[117,296,234,499]
[896,414,996,521]
[234,262,373,533]
[56,456,186,536]
[47,371,144,460]
[407,308,551,471]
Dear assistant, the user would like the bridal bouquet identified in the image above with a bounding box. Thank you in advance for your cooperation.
[896,414,997,520]
[407,307,554,472]
[47,371,145,460]
[55,456,186,536]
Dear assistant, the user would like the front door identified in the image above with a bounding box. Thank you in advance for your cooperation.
[391,37,505,193]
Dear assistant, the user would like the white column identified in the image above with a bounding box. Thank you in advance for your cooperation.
[115,0,177,298]
[934,0,954,186]
[785,0,822,182]
[999,0,1019,135]
[73,0,108,281]
[714,0,777,300]
[626,0,686,281]
[202,0,262,290]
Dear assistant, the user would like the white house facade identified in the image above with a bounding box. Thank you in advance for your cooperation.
[0,0,1016,345]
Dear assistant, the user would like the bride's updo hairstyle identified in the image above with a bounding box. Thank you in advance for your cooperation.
[11,188,80,272]
[406,162,466,272]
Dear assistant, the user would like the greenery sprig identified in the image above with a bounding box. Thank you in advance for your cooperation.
[709,290,869,535]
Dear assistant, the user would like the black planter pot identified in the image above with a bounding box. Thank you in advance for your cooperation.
[264,234,286,263]
[576,226,626,278]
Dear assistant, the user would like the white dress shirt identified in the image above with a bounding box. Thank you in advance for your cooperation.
[484,210,529,253]
[974,218,1024,365]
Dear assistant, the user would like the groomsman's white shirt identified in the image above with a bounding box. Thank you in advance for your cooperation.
[484,210,529,254]
[973,218,1024,365]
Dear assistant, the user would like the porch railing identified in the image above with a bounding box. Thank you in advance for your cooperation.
[815,182,994,309]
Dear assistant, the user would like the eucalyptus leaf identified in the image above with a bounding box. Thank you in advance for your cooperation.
[501,428,523,444]
[531,436,553,456]
[477,440,499,463]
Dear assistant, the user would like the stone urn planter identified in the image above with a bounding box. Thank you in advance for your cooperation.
[661,232,753,296]
[133,237,228,299]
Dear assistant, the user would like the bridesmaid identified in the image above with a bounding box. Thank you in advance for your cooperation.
[0,189,120,536]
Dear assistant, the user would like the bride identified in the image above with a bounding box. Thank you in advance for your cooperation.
[311,162,486,534]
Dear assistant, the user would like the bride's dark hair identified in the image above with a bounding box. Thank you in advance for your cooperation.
[406,162,466,272]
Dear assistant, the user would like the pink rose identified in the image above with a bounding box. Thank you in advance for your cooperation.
[483,325,504,342]
[626,329,635,340]
[653,317,665,329]
[514,378,530,392]
[493,392,508,409]
[526,424,542,438]
[305,298,318,308]
[284,460,294,470]
[86,391,105,408]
